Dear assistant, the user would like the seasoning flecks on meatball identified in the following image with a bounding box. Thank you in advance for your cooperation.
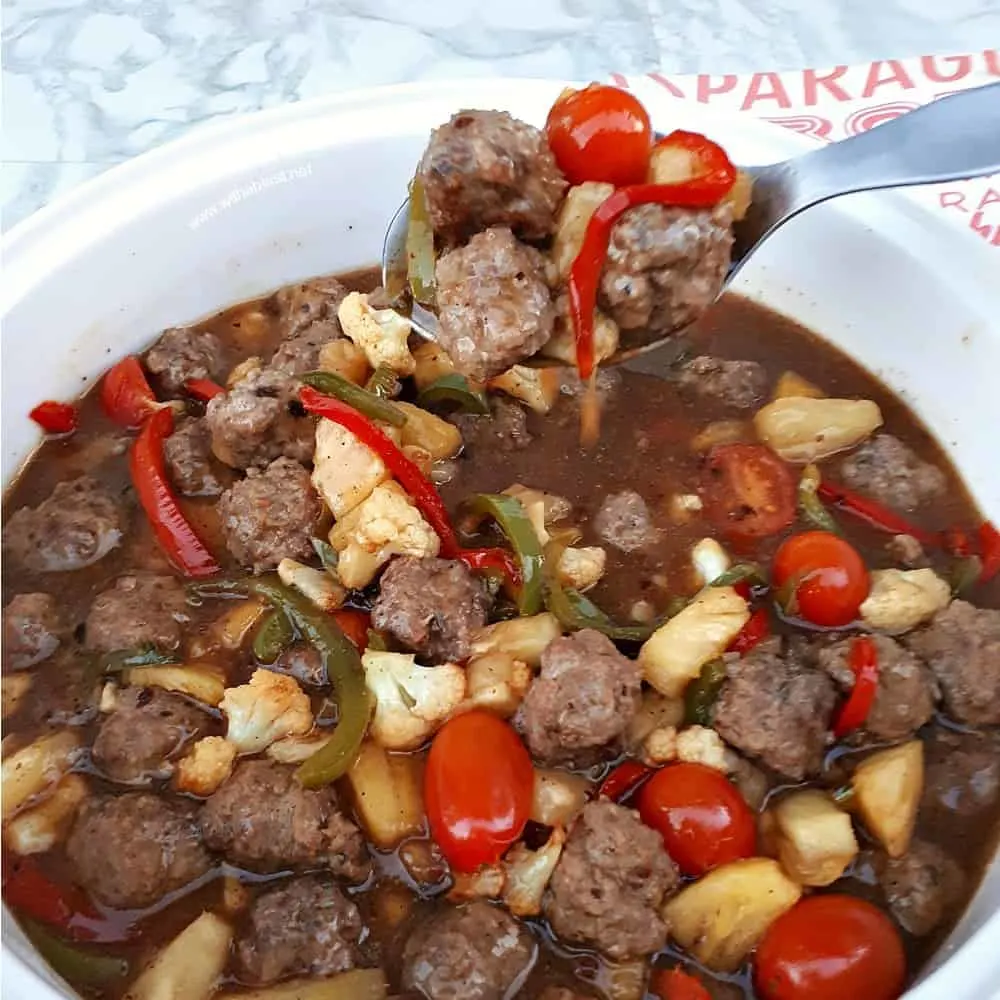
[85,574,189,653]
[145,326,225,396]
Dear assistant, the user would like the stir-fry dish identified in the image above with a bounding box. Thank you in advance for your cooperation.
[4,84,1000,1000]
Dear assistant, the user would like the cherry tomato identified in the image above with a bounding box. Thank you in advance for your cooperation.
[755,895,906,1000]
[636,762,755,876]
[772,531,870,627]
[545,83,652,186]
[650,967,712,1000]
[702,444,796,543]
[598,760,654,802]
[425,710,533,873]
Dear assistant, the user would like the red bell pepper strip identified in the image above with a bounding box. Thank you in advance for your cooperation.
[977,522,1000,583]
[332,609,371,651]
[184,378,225,402]
[3,859,102,942]
[817,481,939,546]
[568,140,736,380]
[130,407,220,577]
[727,606,771,655]
[101,356,166,429]
[598,760,654,803]
[299,387,520,589]
[650,967,713,1000]
[832,635,879,738]
[29,400,78,435]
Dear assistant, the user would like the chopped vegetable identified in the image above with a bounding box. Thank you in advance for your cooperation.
[489,365,561,414]
[503,825,565,916]
[311,417,390,519]
[690,419,751,453]
[212,598,267,650]
[318,338,370,385]
[5,774,88,856]
[23,920,129,987]
[124,911,232,1000]
[598,761,654,803]
[684,659,727,726]
[29,400,78,435]
[124,663,227,707]
[628,690,685,748]
[183,378,225,401]
[754,397,883,463]
[550,180,616,281]
[851,740,923,858]
[726,607,771,655]
[395,402,463,460]
[416,372,489,414]
[365,364,401,399]
[221,669,313,753]
[649,968,712,1000]
[556,545,606,592]
[215,970,389,1000]
[675,726,731,772]
[338,292,415,375]
[277,557,346,613]
[100,645,178,673]
[130,407,220,577]
[173,736,237,796]
[3,858,103,941]
[761,789,858,886]
[332,609,370,651]
[412,341,456,391]
[469,612,562,666]
[447,865,505,902]
[253,609,295,664]
[2,730,80,820]
[663,857,802,972]
[532,768,591,826]
[859,567,950,634]
[406,175,437,307]
[797,463,840,534]
[772,370,824,400]
[101,356,167,428]
[642,726,680,766]
[301,370,406,426]
[639,586,750,698]
[2,674,32,719]
[691,537,731,589]
[345,741,425,849]
[465,652,532,717]
[818,480,939,545]
[978,521,1000,582]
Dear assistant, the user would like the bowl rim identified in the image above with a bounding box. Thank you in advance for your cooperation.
[2,77,998,1000]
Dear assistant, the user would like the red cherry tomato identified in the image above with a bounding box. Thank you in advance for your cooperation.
[425,710,533,873]
[702,444,796,543]
[636,762,756,876]
[650,967,712,1000]
[545,84,652,186]
[755,895,906,1000]
[772,531,870,627]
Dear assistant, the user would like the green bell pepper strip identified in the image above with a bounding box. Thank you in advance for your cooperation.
[417,373,490,415]
[684,658,727,726]
[190,577,372,786]
[300,370,407,427]
[100,645,178,673]
[365,364,402,400]
[22,920,130,987]
[462,493,544,615]
[798,463,841,534]
[252,609,295,664]
[407,176,437,307]
[708,562,767,589]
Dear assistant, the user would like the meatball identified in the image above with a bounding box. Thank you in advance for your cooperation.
[93,687,209,783]
[419,109,567,244]
[676,355,768,410]
[164,418,224,497]
[837,434,946,513]
[545,800,678,960]
[451,396,532,454]
[206,367,314,470]
[435,227,555,380]
[3,476,122,573]
[274,276,349,338]
[593,490,658,553]
[235,876,363,985]
[401,900,535,1000]
[371,557,491,662]
[86,574,189,653]
[146,326,224,396]
[921,729,1000,820]
[599,203,733,334]
[218,457,323,573]
[517,630,641,766]
[813,634,937,741]
[906,600,1000,726]
[67,794,211,909]
[3,593,63,670]
[271,320,344,377]
[200,760,370,881]
[713,644,836,780]
[877,839,964,937]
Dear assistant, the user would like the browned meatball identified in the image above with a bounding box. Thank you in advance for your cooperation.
[3,476,122,573]
[235,876,364,985]
[3,593,64,670]
[164,418,224,497]
[921,729,1000,821]
[451,396,533,454]
[676,355,768,410]
[435,227,555,380]
[217,457,323,573]
[146,326,224,396]
[517,630,641,766]
[545,800,678,960]
[85,574,189,653]
[200,760,370,881]
[593,490,658,553]
[93,687,210,783]
[419,109,566,244]
[273,276,349,339]
[67,794,211,909]
[371,556,491,662]
[401,900,535,1000]
[599,203,733,334]
[877,839,965,937]
[837,434,946,514]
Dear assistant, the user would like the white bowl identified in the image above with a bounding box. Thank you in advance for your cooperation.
[2,78,998,1000]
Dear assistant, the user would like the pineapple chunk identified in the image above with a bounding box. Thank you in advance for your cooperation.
[345,742,425,849]
[852,740,923,858]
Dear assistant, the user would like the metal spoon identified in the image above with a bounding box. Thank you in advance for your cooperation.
[383,81,1000,366]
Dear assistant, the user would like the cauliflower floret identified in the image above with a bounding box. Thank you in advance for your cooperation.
[266,732,332,764]
[489,366,561,414]
[503,825,566,916]
[338,291,415,375]
[691,537,731,589]
[860,568,951,634]
[447,865,506,903]
[363,650,466,751]
[668,493,704,525]
[5,774,88,856]
[557,546,606,592]
[312,417,390,519]
[277,558,345,613]
[676,725,730,772]
[173,737,238,796]
[220,670,313,754]
[642,725,679,765]
[465,653,533,718]
[329,481,440,589]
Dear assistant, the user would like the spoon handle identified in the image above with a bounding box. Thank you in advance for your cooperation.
[772,81,1000,210]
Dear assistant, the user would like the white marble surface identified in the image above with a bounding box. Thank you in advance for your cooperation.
[4,0,1000,228]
